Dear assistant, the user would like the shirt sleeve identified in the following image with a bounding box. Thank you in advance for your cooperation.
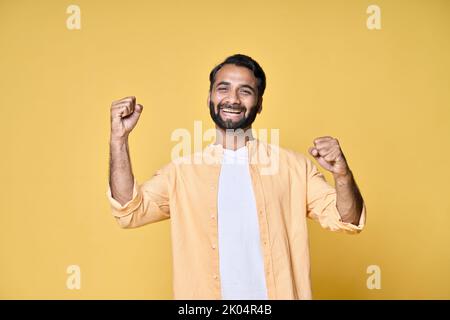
[106,163,172,228]
[305,157,366,234]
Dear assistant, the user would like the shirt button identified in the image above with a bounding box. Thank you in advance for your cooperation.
[212,244,216,249]
[211,215,215,219]
[213,274,218,280]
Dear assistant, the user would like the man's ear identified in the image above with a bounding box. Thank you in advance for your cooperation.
[257,96,263,114]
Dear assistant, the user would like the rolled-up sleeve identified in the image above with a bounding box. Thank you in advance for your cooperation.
[305,157,366,234]
[106,163,172,228]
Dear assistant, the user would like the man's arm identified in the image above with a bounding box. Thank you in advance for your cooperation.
[109,137,134,206]
[333,170,364,225]
[109,96,143,206]
[107,96,171,228]
[308,136,365,226]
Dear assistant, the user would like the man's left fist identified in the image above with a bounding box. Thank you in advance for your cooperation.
[308,136,350,177]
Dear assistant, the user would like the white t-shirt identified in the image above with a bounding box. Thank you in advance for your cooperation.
[217,146,268,300]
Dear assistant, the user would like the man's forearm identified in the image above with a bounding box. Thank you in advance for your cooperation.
[109,137,135,206]
[333,170,364,225]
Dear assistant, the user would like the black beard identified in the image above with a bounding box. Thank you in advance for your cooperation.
[209,100,259,130]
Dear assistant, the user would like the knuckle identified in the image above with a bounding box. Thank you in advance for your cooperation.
[125,96,136,103]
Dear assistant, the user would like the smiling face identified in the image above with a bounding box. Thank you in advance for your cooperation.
[208,64,262,130]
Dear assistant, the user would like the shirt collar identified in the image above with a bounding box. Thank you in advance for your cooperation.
[203,138,269,164]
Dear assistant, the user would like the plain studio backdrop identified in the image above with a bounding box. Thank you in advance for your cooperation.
[0,0,449,299]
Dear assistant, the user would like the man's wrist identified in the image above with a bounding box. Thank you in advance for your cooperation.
[333,169,353,186]
[110,134,129,145]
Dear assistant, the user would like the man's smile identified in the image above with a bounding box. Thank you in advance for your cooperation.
[219,106,245,121]
[221,107,242,114]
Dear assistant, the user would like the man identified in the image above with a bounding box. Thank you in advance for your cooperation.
[107,54,366,300]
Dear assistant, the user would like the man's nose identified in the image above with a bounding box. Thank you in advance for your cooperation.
[226,90,241,105]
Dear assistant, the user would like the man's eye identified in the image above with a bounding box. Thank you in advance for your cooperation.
[241,91,251,95]
[218,87,227,91]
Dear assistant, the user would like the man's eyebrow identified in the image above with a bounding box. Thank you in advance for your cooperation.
[216,81,257,94]
[216,81,231,87]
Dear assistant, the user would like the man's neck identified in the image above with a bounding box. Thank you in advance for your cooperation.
[213,126,255,151]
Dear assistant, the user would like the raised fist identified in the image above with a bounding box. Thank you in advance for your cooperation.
[110,96,143,140]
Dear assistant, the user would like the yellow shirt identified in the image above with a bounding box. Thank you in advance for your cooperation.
[106,139,366,299]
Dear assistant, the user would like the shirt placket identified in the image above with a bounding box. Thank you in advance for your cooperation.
[209,161,222,299]
[249,162,276,300]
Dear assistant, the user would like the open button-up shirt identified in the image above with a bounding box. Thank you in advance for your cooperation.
[106,139,366,299]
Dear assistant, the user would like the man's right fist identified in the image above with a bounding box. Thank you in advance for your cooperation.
[110,96,143,140]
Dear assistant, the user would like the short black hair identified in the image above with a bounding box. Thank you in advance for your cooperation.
[209,54,266,98]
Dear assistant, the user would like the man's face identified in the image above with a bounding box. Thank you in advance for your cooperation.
[209,64,262,130]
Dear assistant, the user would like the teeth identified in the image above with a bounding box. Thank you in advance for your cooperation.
[222,108,241,114]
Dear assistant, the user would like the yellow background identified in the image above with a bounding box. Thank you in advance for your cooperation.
[1,0,449,299]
